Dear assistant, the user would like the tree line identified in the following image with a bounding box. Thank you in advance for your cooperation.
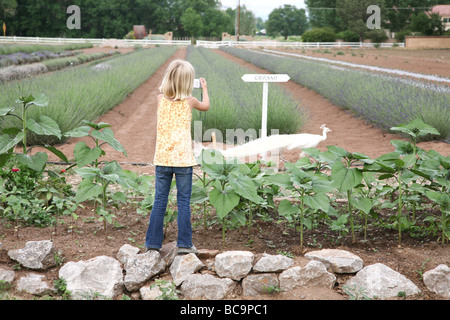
[0,0,256,39]
[1,0,449,40]
[305,0,450,42]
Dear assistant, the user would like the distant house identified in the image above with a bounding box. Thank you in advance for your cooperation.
[432,5,450,31]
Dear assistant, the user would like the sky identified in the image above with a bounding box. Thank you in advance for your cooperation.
[220,0,307,21]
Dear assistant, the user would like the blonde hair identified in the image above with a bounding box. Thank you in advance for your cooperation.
[159,60,195,100]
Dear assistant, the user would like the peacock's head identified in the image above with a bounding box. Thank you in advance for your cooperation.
[320,124,332,133]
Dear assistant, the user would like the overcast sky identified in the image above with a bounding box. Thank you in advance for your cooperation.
[220,0,307,21]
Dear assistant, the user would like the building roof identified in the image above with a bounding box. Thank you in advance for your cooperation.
[432,5,450,16]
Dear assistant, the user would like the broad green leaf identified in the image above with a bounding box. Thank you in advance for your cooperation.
[304,194,330,211]
[30,93,49,107]
[327,145,350,158]
[43,145,69,163]
[390,140,414,155]
[263,172,293,189]
[2,127,21,135]
[63,125,91,138]
[0,132,24,154]
[391,118,440,138]
[331,161,363,193]
[91,128,127,156]
[27,116,61,139]
[82,120,111,130]
[0,106,15,116]
[0,153,12,167]
[425,190,449,208]
[191,184,209,204]
[228,171,264,204]
[76,179,103,203]
[209,187,240,219]
[74,142,103,167]
[102,160,122,174]
[351,197,374,214]
[278,199,300,217]
[16,152,48,172]
[75,167,101,179]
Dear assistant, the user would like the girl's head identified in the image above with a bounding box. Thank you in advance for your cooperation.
[159,59,195,100]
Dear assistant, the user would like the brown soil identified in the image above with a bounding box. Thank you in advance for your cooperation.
[1,47,449,301]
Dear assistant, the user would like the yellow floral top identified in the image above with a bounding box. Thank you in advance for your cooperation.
[153,96,197,167]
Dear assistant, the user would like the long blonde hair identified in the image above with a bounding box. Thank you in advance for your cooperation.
[159,60,195,100]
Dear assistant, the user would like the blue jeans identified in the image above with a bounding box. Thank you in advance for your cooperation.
[145,166,193,249]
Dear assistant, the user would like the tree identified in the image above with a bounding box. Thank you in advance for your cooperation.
[306,0,343,31]
[266,5,309,39]
[224,5,257,36]
[336,0,385,41]
[383,0,443,32]
[202,7,232,37]
[0,0,17,19]
[410,11,444,36]
[181,7,203,37]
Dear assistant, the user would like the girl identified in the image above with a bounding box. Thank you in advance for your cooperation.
[145,59,209,254]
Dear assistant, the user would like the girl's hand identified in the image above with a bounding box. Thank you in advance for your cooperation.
[199,78,207,90]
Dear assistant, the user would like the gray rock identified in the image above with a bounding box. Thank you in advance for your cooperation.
[180,274,236,300]
[17,273,55,296]
[242,273,279,296]
[305,249,363,273]
[423,264,450,298]
[59,255,124,299]
[124,250,166,292]
[214,251,254,280]
[279,260,336,291]
[0,267,15,284]
[253,253,294,273]
[117,244,140,265]
[8,240,56,270]
[345,263,421,299]
[170,253,204,286]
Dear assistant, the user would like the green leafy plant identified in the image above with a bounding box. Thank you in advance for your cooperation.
[75,160,138,230]
[266,159,332,251]
[0,94,75,227]
[0,94,68,171]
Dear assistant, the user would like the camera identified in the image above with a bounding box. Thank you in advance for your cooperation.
[193,79,202,89]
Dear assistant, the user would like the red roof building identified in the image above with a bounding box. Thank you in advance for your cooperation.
[432,5,450,31]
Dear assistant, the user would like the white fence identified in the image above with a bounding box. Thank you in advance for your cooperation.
[0,36,191,46]
[196,40,405,49]
[123,39,191,46]
[0,36,107,44]
[0,36,403,49]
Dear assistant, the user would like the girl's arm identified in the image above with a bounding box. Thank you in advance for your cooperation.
[189,78,209,111]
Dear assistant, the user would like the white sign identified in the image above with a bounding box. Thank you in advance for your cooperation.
[242,74,290,159]
[241,74,290,83]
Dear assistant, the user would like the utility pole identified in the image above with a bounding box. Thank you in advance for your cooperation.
[236,0,240,41]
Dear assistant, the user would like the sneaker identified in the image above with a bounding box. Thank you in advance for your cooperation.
[177,245,198,255]
[144,247,160,253]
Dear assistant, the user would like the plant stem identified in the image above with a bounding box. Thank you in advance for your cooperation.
[398,179,403,245]
[300,190,304,252]
[21,102,27,153]
[348,190,355,242]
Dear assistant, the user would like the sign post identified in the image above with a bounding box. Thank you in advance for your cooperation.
[3,23,6,37]
[241,74,290,139]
